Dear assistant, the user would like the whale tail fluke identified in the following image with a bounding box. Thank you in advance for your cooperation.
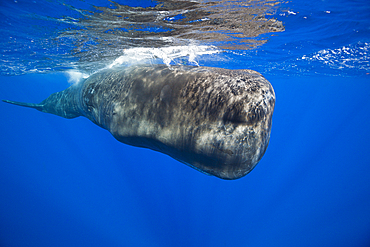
[2,99,43,111]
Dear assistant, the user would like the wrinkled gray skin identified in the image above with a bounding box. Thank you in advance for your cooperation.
[3,65,275,179]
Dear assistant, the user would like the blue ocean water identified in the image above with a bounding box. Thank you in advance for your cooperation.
[1,0,370,247]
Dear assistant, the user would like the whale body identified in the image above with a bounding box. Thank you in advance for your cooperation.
[3,65,275,179]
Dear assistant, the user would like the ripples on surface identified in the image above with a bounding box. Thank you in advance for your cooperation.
[0,0,284,75]
[0,0,369,77]
[68,0,284,50]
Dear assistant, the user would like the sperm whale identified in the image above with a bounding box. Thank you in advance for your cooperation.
[3,64,275,179]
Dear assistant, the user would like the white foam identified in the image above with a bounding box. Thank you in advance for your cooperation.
[107,45,220,69]
[300,42,370,71]
[65,70,89,84]
[65,45,220,81]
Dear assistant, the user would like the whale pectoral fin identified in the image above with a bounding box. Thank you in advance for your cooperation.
[2,99,43,111]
